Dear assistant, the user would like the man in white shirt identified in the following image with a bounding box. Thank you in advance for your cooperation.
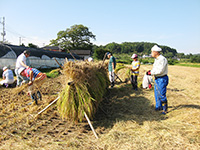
[0,67,15,87]
[146,45,169,114]
[15,50,30,86]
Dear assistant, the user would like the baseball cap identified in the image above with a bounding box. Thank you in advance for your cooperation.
[131,54,138,59]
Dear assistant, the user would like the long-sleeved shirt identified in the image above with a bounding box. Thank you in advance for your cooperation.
[151,55,168,77]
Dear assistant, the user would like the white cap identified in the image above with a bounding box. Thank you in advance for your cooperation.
[88,57,93,62]
[131,54,138,59]
[151,45,162,52]
[3,66,7,71]
[18,68,25,75]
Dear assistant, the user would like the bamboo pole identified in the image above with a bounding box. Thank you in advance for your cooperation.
[67,49,76,61]
[53,57,64,69]
[37,96,60,115]
[84,112,99,139]
[101,53,107,67]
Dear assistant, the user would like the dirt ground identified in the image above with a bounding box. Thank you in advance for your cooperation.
[0,65,199,150]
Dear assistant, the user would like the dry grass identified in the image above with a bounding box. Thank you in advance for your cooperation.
[0,64,199,150]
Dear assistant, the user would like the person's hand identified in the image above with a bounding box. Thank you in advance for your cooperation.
[146,70,151,75]
[28,81,33,86]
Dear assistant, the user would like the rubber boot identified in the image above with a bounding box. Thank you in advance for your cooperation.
[111,82,114,88]
[37,91,42,101]
[161,102,168,114]
[31,93,38,105]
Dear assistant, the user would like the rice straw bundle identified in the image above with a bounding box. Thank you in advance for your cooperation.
[14,75,47,94]
[57,61,109,122]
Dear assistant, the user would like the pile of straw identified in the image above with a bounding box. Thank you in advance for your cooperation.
[57,61,109,122]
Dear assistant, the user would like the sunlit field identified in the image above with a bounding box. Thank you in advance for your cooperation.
[0,64,199,150]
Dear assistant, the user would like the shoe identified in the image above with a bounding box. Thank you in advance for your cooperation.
[37,91,42,101]
[161,112,166,115]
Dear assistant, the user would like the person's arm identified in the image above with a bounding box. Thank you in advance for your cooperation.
[131,62,140,71]
[20,60,29,68]
[3,75,5,80]
[28,70,33,85]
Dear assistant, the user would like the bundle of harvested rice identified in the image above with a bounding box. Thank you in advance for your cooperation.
[14,75,47,94]
[57,61,109,122]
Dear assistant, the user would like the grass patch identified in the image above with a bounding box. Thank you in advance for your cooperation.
[175,63,200,68]
[44,68,61,78]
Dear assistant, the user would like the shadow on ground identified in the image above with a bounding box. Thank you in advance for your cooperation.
[93,83,168,129]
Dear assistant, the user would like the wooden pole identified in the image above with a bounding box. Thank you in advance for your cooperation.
[84,112,99,139]
[101,53,107,67]
[37,96,60,115]
[53,57,64,69]
[66,49,76,61]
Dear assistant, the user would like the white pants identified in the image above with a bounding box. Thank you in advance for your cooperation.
[109,71,115,83]
[142,74,152,88]
[0,79,15,85]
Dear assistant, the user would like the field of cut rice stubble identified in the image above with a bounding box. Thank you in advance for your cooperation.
[0,65,199,150]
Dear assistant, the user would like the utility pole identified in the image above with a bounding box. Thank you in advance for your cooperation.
[0,17,6,43]
[19,37,21,45]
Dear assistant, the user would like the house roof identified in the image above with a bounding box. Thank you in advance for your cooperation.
[70,50,91,55]
[43,46,60,50]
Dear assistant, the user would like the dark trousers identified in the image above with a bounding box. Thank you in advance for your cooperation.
[130,75,138,90]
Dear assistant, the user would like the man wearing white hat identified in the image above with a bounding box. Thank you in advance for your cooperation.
[0,66,15,87]
[146,45,169,114]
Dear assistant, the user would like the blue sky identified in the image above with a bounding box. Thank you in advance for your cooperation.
[0,0,200,54]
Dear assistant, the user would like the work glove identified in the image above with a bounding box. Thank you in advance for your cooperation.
[146,70,151,75]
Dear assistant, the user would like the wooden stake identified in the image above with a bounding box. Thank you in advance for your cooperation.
[84,112,99,139]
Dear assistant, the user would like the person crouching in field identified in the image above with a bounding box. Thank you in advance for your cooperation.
[0,66,15,88]
[130,54,140,91]
[18,67,47,104]
[146,45,169,114]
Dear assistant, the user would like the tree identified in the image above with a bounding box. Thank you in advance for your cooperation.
[93,48,109,60]
[50,24,96,51]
